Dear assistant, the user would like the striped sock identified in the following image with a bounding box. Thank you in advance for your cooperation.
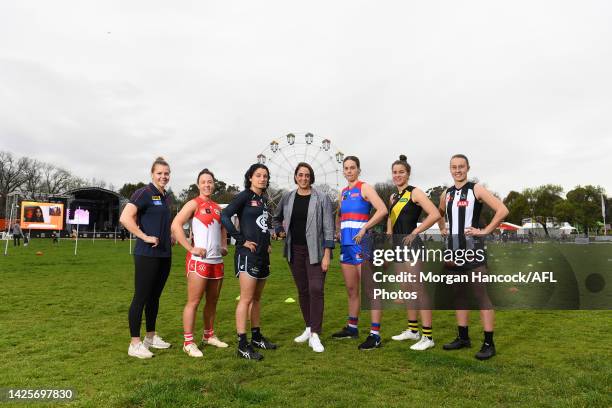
[347,316,358,333]
[408,320,419,333]
[203,329,214,340]
[184,332,194,346]
[370,322,381,336]
[422,326,432,340]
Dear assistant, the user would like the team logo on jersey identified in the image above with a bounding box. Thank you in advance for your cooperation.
[256,212,269,233]
[457,200,469,207]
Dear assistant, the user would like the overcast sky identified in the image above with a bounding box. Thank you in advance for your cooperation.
[1,1,610,198]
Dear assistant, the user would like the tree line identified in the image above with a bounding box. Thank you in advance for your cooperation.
[2,150,609,234]
[0,151,111,217]
[0,150,242,217]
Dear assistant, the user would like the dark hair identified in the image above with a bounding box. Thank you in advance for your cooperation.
[197,168,215,184]
[391,154,411,174]
[294,162,315,185]
[151,156,170,173]
[450,154,470,167]
[343,155,360,168]
[244,163,270,189]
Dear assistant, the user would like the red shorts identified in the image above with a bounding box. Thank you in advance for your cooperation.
[186,258,224,279]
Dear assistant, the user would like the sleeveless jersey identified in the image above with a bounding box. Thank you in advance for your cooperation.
[340,181,372,246]
[445,182,482,234]
[189,196,223,264]
[445,182,483,252]
[389,186,422,235]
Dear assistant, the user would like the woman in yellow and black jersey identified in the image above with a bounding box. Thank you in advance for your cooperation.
[387,155,441,351]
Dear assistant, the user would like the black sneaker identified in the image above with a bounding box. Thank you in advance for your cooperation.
[236,344,263,361]
[475,342,496,360]
[251,336,278,350]
[358,334,382,350]
[331,326,359,339]
[442,337,472,350]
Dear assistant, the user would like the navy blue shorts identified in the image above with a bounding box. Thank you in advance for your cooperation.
[234,248,270,279]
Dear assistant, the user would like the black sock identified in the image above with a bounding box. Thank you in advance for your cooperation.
[251,327,262,341]
[484,331,494,345]
[237,333,248,348]
[458,325,469,340]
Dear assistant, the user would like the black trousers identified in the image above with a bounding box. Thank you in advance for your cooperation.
[128,255,171,337]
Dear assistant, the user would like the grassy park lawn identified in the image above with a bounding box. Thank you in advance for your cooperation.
[0,239,610,407]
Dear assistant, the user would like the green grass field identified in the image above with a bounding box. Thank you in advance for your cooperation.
[0,239,610,407]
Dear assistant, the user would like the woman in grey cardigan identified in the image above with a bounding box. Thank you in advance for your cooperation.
[272,162,335,353]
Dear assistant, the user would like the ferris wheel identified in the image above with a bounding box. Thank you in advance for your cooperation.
[256,133,345,205]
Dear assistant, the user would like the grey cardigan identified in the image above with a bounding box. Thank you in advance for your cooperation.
[272,187,335,264]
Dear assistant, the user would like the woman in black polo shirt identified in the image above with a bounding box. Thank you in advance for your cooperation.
[120,157,174,359]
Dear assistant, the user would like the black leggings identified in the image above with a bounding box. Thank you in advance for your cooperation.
[128,255,171,337]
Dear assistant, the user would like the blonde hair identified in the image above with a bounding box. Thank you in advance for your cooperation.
[151,156,170,173]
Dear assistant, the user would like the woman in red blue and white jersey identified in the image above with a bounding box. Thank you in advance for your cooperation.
[332,155,388,351]
[172,169,229,358]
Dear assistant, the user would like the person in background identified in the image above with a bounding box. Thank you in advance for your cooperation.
[12,222,22,246]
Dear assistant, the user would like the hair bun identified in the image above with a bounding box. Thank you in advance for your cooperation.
[155,156,165,161]
[399,154,407,161]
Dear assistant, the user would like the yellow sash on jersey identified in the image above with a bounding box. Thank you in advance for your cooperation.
[389,190,411,228]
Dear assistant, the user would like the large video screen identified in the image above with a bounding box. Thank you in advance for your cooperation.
[20,201,65,230]
[66,207,90,225]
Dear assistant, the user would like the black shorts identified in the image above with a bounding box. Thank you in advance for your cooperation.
[391,235,425,260]
[444,236,487,272]
[234,248,270,279]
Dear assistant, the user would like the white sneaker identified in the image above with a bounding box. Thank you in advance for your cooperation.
[410,336,435,351]
[183,342,204,357]
[308,333,324,353]
[392,329,421,341]
[128,342,154,359]
[202,336,228,348]
[294,327,311,343]
[143,334,172,349]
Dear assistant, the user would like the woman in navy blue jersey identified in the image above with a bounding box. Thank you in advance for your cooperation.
[120,157,174,359]
[221,163,277,361]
